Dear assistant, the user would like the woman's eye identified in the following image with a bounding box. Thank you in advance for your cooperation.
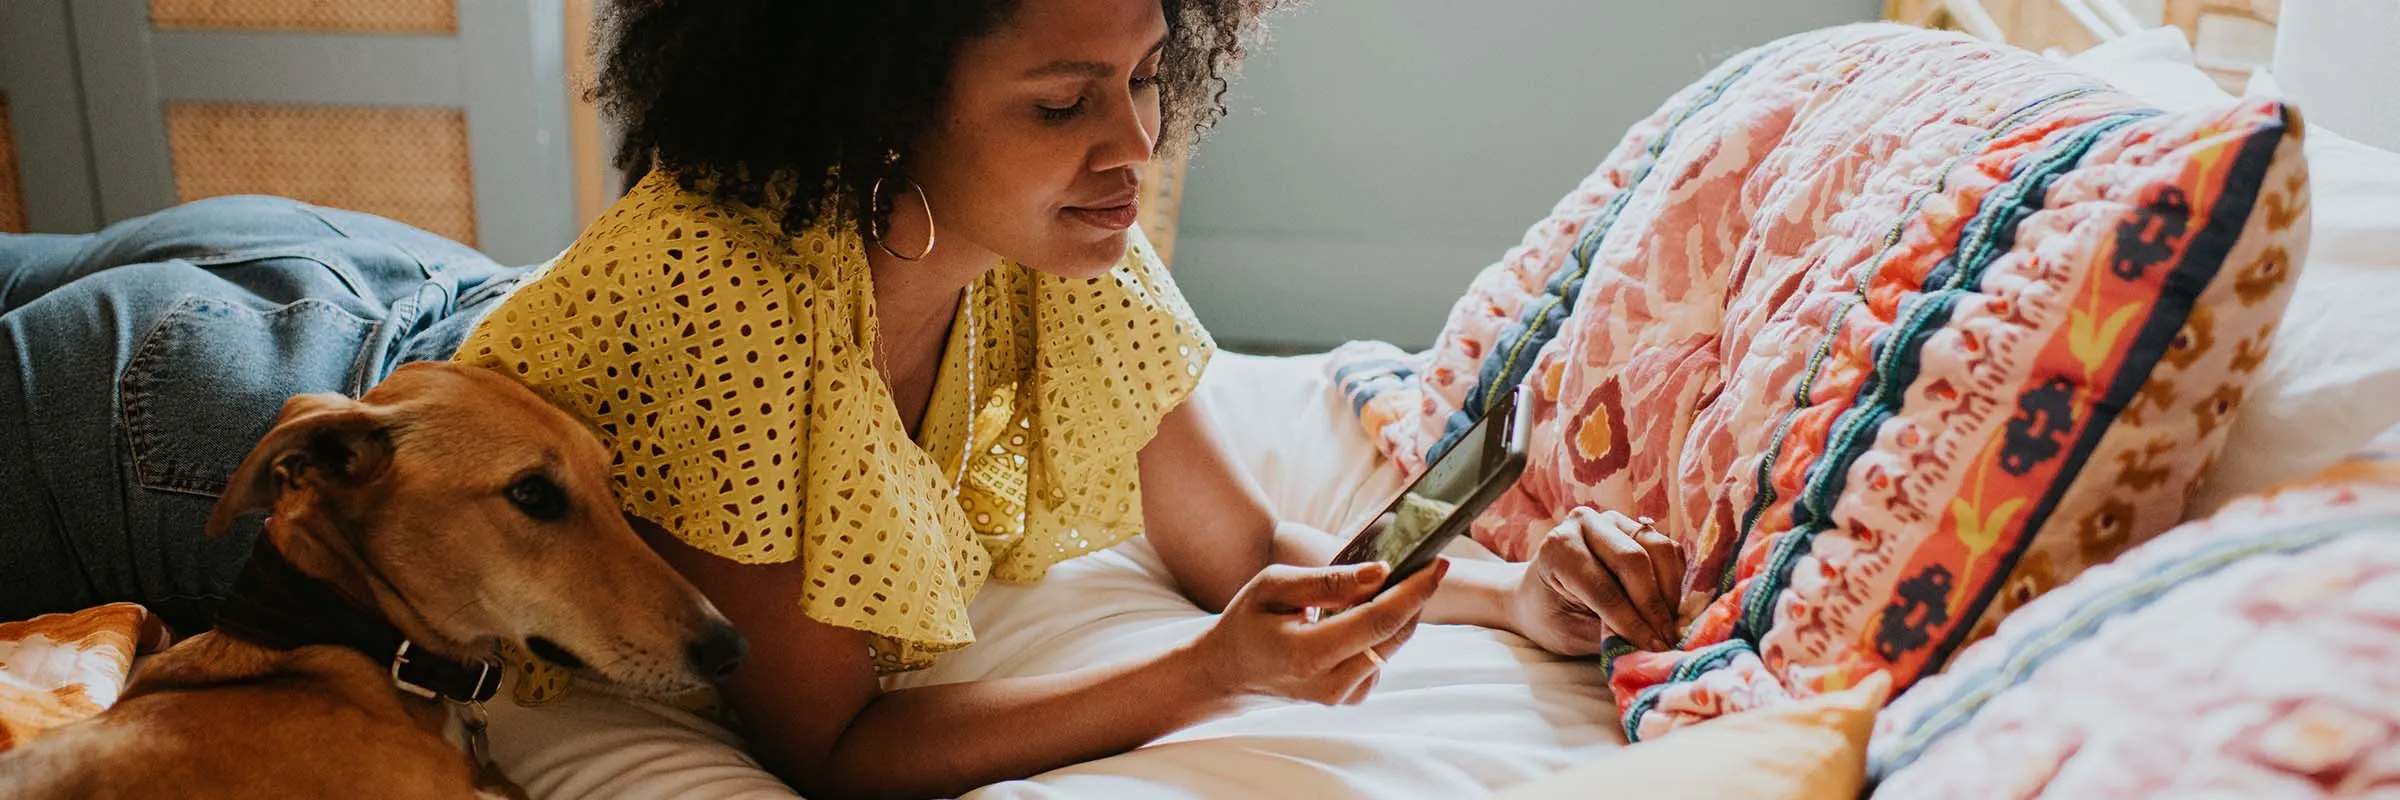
[1131,74,1161,92]
[1038,96,1089,122]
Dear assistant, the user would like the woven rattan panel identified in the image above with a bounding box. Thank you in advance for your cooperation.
[150,0,455,34]
[1136,154,1188,268]
[167,103,479,245]
[0,96,25,234]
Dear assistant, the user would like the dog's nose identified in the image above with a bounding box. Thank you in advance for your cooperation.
[687,620,747,679]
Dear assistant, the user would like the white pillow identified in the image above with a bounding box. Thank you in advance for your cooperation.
[2064,26,2236,112]
[2271,0,2400,154]
[1188,352,1406,535]
[2183,68,2400,513]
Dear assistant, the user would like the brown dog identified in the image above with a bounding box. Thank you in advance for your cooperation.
[0,361,744,799]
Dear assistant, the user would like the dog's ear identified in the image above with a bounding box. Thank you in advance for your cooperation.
[205,393,394,537]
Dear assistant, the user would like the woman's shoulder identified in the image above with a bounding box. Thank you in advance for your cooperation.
[457,172,861,389]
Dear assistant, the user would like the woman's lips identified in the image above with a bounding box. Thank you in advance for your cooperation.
[1064,200,1140,231]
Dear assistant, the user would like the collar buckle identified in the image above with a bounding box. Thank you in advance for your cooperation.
[391,641,501,704]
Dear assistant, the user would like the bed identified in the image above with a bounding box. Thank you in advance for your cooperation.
[474,351,1631,800]
[8,1,2396,798]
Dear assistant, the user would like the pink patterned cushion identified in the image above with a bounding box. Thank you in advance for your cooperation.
[1868,423,2400,797]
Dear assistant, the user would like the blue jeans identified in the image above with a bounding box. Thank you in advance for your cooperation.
[0,196,535,633]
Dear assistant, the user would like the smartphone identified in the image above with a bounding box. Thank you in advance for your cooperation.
[1330,384,1533,593]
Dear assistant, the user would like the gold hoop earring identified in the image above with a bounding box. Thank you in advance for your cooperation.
[868,151,936,261]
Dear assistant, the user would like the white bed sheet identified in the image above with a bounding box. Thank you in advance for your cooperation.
[484,352,1624,800]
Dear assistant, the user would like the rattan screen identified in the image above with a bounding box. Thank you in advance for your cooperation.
[1136,155,1188,268]
[0,96,25,234]
[166,103,479,245]
[149,0,455,34]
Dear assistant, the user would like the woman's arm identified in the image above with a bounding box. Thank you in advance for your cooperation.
[738,615,1231,800]
[635,517,1228,799]
[1136,395,1517,628]
[1137,395,1688,651]
[633,514,1437,800]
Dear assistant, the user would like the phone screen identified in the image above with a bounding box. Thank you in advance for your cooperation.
[1332,387,1529,583]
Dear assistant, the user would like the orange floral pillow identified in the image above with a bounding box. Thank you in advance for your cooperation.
[1327,23,2311,740]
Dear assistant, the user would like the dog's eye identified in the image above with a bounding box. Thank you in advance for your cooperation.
[505,475,569,521]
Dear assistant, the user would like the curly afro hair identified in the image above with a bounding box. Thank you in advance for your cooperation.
[593,0,1284,239]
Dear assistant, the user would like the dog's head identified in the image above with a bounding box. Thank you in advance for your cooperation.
[206,361,744,695]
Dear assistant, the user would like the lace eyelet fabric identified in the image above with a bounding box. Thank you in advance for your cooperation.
[457,172,1213,679]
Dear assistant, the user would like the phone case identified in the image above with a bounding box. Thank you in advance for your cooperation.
[1331,385,1534,592]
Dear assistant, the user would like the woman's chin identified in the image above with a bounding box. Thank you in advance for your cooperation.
[1019,232,1130,280]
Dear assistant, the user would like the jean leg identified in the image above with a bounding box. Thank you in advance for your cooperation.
[0,262,290,632]
[0,198,516,631]
[0,233,110,315]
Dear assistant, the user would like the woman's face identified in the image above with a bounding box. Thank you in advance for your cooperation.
[907,0,1167,279]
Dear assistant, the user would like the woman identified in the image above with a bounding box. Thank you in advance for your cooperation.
[0,1,1684,796]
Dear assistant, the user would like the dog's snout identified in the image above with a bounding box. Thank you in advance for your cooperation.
[687,620,747,679]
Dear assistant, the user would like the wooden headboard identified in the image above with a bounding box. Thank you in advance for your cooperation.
[1884,0,2281,90]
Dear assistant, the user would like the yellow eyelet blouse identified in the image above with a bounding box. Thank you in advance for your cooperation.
[455,171,1214,682]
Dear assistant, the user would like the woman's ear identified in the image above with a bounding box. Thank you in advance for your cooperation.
[204,393,392,538]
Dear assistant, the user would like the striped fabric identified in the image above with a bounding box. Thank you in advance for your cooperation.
[1868,423,2400,796]
[1325,22,2311,740]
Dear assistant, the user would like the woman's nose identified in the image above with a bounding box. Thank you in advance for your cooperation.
[1091,92,1157,172]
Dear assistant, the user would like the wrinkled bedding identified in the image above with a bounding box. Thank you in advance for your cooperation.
[0,603,168,751]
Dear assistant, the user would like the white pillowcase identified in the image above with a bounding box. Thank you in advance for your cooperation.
[2271,0,2400,154]
[1183,351,1408,534]
[2064,27,2241,112]
[2071,30,2400,515]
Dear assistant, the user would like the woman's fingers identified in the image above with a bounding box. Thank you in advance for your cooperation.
[1307,617,1405,707]
[1204,557,1441,706]
[1250,562,1387,614]
[1535,522,1638,641]
[1370,609,1421,663]
[1544,513,1662,649]
[1580,508,1684,647]
[1632,519,1686,643]
[1303,558,1443,658]
[1327,651,1382,705]
[1327,607,1418,705]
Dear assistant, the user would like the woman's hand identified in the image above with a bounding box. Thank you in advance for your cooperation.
[1509,507,1686,655]
[1189,559,1446,705]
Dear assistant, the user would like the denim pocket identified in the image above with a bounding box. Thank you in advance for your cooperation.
[120,295,374,496]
